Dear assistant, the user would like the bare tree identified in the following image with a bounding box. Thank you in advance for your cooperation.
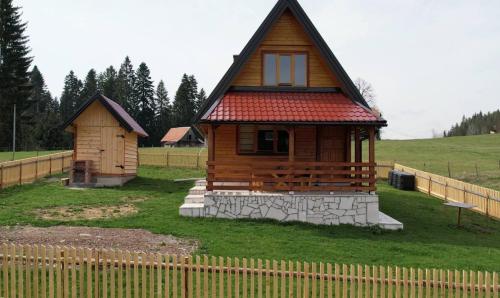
[354,78,376,107]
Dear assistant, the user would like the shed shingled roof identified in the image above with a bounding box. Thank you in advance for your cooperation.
[61,93,149,137]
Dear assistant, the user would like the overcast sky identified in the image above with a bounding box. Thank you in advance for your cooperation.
[15,0,500,139]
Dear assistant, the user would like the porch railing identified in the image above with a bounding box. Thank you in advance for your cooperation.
[207,161,376,192]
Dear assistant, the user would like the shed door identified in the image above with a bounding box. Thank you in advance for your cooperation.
[100,127,125,175]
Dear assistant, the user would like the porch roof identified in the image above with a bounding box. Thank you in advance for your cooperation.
[202,91,386,125]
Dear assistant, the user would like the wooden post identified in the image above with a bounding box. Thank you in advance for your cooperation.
[19,161,22,185]
[428,177,432,196]
[448,161,451,178]
[289,126,295,192]
[166,151,170,167]
[345,127,351,163]
[61,154,64,173]
[35,156,39,179]
[354,127,362,190]
[207,125,215,191]
[486,193,490,218]
[49,156,52,175]
[368,127,375,191]
[183,257,189,298]
[0,164,3,189]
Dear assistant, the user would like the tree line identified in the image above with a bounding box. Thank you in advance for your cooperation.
[0,0,206,151]
[445,110,500,137]
[59,57,206,146]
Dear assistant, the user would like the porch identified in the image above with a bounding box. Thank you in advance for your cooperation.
[205,125,377,193]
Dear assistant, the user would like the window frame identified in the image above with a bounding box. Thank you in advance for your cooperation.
[262,52,309,87]
[237,125,290,155]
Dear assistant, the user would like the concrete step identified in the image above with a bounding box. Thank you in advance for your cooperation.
[195,180,206,187]
[378,212,404,230]
[179,203,205,217]
[184,194,205,204]
[189,186,206,195]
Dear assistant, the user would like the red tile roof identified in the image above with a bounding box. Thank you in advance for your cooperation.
[203,91,383,123]
[161,127,191,144]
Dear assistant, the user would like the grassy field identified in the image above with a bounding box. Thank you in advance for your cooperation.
[0,150,67,162]
[370,134,500,190]
[0,166,499,272]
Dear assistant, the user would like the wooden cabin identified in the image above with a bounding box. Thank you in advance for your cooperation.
[195,0,387,193]
[62,93,148,186]
[161,127,205,147]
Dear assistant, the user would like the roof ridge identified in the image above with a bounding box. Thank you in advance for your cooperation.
[194,0,374,124]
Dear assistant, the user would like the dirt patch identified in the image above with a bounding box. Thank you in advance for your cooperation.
[0,226,198,255]
[34,204,138,221]
[120,196,150,203]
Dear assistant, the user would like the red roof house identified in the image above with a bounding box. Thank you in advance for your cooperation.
[195,0,386,194]
[180,0,401,229]
[161,127,204,147]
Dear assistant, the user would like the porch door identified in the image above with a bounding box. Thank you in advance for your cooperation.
[319,126,346,162]
[100,127,125,175]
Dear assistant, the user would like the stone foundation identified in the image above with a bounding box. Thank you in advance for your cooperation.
[203,192,379,226]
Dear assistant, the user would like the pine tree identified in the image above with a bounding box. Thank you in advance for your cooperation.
[97,66,118,99]
[155,80,171,142]
[195,88,207,113]
[0,0,33,148]
[116,56,136,112]
[80,69,98,102]
[134,62,155,145]
[59,71,82,121]
[172,74,198,127]
[28,66,64,149]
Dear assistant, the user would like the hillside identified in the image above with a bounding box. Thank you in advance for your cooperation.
[371,134,500,190]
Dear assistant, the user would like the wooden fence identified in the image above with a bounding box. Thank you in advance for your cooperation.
[0,244,498,298]
[0,151,73,189]
[139,152,208,169]
[395,164,500,220]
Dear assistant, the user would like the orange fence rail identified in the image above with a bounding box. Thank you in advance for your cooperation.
[207,161,377,192]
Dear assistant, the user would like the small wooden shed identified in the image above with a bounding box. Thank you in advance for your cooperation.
[160,127,205,147]
[62,93,148,186]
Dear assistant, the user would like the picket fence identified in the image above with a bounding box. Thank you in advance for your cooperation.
[0,244,498,298]
[0,151,73,189]
[395,164,500,220]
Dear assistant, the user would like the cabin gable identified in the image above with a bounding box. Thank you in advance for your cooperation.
[73,101,120,128]
[232,9,340,88]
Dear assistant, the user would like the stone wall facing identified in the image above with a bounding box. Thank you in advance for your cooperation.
[203,192,379,226]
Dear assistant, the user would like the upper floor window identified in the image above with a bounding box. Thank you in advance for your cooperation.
[263,53,307,87]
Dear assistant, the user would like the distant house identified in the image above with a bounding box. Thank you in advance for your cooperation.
[161,127,204,147]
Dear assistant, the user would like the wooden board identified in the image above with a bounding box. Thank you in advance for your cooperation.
[232,9,340,87]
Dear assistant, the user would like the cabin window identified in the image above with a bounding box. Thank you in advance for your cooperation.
[263,53,307,87]
[238,125,289,154]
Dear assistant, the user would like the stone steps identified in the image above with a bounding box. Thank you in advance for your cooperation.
[378,212,404,230]
[195,180,206,187]
[189,185,206,195]
[179,203,205,217]
[184,194,205,204]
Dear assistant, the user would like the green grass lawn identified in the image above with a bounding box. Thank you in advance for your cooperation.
[0,150,67,162]
[0,166,499,272]
[369,134,500,190]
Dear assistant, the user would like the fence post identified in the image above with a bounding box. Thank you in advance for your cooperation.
[196,150,201,169]
[428,177,432,196]
[0,164,3,189]
[61,154,64,173]
[166,152,170,168]
[183,256,189,298]
[35,156,39,179]
[444,182,448,201]
[486,193,490,218]
[19,161,22,185]
[49,156,52,175]
[447,162,451,178]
